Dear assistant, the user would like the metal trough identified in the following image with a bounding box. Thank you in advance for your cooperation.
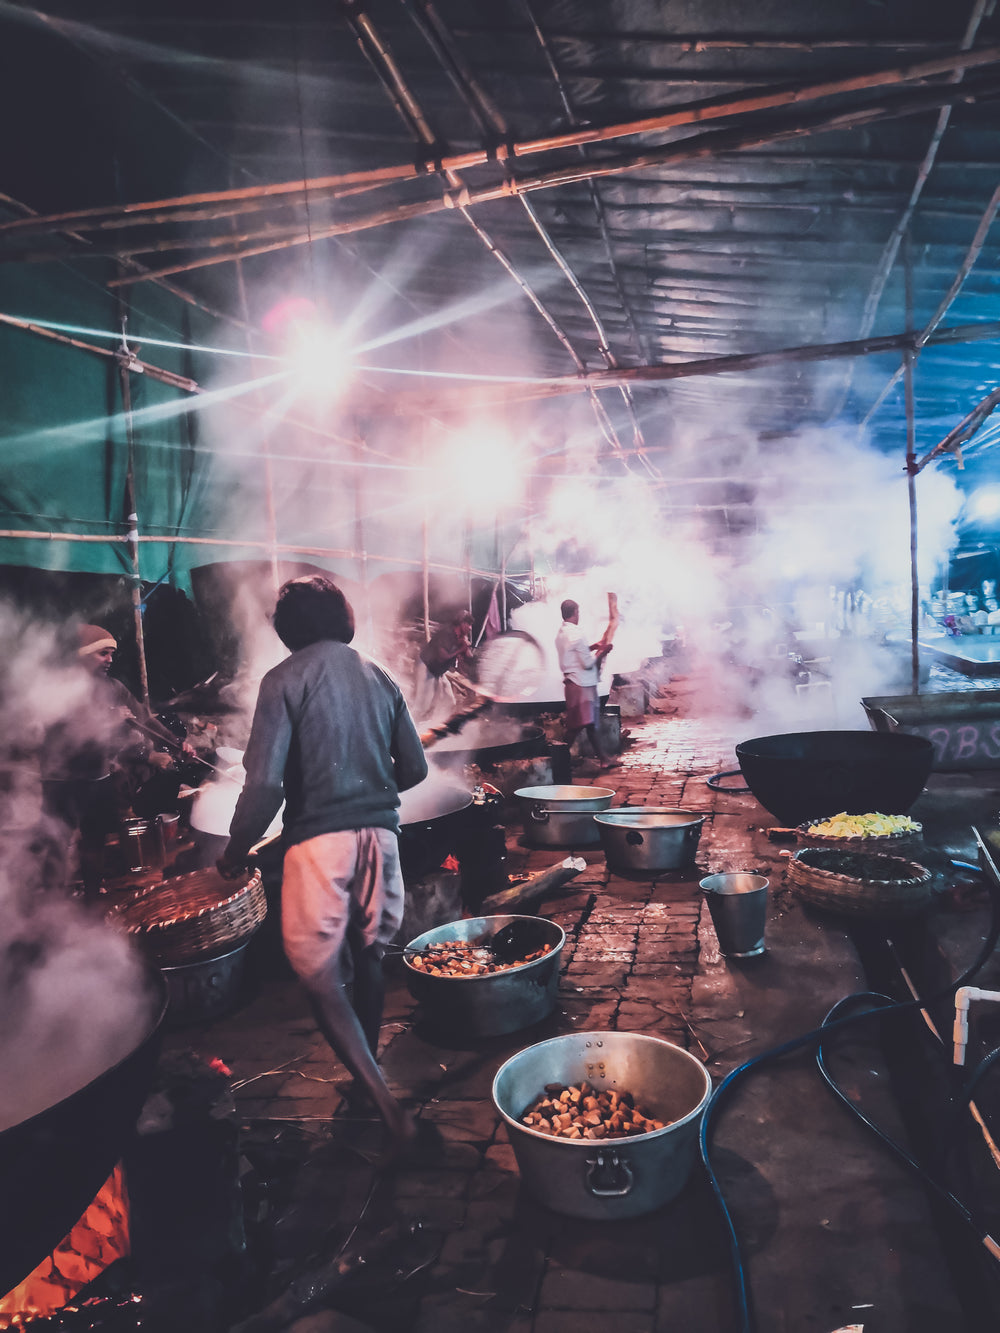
[863,690,1000,771]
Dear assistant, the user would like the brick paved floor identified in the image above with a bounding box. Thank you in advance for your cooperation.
[164,674,986,1332]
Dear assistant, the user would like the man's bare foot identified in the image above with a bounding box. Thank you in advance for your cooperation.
[376,1108,419,1169]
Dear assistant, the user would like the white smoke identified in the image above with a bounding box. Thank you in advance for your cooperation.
[526,419,962,736]
[0,605,158,1132]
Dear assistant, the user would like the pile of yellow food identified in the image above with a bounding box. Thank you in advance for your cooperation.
[806,812,920,838]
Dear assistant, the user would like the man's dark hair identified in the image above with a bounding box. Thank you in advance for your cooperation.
[560,599,579,621]
[272,576,355,650]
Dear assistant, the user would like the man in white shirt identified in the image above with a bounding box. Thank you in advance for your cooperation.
[555,599,618,770]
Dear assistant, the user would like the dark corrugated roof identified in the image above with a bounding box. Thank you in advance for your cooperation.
[3,0,1000,474]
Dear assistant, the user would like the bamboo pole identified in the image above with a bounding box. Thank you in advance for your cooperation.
[232,247,281,592]
[0,312,199,392]
[914,385,1000,473]
[421,421,431,642]
[862,179,1000,423]
[354,427,373,642]
[903,240,920,696]
[103,75,997,285]
[7,43,1000,240]
[464,512,473,616]
[0,528,499,576]
[499,518,507,632]
[386,319,1000,414]
[115,326,151,708]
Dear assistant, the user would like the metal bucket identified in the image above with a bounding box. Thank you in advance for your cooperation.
[492,1031,712,1219]
[594,809,705,872]
[514,785,615,848]
[160,941,249,1027]
[404,914,565,1037]
[700,873,768,957]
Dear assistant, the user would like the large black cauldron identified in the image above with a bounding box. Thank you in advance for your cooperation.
[735,730,934,827]
[0,970,167,1297]
[397,781,474,879]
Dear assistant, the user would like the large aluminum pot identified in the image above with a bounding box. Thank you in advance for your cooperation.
[514,785,615,848]
[161,941,250,1027]
[493,1031,711,1219]
[594,808,705,872]
[404,914,565,1037]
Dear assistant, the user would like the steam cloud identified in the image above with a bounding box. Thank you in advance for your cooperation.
[0,606,157,1133]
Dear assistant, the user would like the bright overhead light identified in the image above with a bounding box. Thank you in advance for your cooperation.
[966,486,1000,522]
[284,319,354,402]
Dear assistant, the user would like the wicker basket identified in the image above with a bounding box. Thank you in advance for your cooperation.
[109,867,267,965]
[788,847,933,919]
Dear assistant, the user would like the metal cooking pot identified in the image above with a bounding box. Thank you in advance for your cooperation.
[594,809,705,872]
[492,1031,712,1219]
[404,914,565,1037]
[514,785,615,848]
[398,780,474,878]
[161,941,250,1027]
[0,968,168,1296]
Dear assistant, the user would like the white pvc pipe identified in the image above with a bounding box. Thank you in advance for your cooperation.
[953,986,1000,1066]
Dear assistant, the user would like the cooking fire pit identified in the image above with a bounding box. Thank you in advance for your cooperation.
[0,970,168,1297]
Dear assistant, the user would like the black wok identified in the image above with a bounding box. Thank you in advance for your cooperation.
[735,729,934,827]
[397,781,474,879]
[429,725,549,769]
[0,969,168,1296]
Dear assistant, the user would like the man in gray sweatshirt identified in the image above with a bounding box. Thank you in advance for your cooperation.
[219,576,428,1158]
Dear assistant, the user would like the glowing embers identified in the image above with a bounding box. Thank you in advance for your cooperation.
[0,1165,130,1326]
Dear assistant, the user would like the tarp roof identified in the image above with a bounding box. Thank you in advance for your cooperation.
[3,0,1000,583]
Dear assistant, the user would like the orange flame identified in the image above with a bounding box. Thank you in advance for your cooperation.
[0,1164,130,1325]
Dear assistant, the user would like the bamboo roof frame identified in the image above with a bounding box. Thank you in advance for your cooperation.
[89,76,1000,286]
[3,41,999,243]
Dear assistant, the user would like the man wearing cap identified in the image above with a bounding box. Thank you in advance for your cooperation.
[40,623,180,895]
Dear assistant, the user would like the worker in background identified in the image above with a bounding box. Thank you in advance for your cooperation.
[217,576,428,1163]
[39,623,188,897]
[555,599,619,772]
[412,608,474,722]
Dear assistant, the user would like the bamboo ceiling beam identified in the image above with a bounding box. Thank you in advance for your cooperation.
[0,527,497,577]
[5,41,1000,239]
[0,306,398,461]
[915,384,1000,472]
[378,319,1000,414]
[0,312,200,393]
[832,0,991,422]
[525,0,648,365]
[861,179,1000,427]
[337,0,622,468]
[102,76,996,285]
[396,0,648,468]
